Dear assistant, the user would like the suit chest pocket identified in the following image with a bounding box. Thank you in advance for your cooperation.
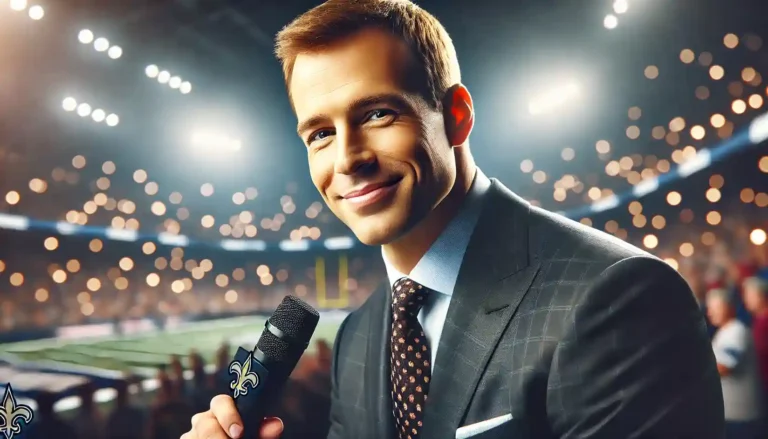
[456,415,525,439]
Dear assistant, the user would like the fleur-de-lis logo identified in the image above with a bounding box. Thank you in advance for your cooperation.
[0,384,34,439]
[229,352,260,399]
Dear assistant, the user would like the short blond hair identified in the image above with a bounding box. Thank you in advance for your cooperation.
[274,0,461,110]
[706,288,735,306]
[744,277,768,296]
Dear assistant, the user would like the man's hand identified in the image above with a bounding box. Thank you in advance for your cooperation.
[181,394,284,439]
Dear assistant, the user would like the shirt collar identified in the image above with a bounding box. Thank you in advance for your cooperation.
[382,169,491,296]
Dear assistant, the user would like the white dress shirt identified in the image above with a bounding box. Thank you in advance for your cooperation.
[382,170,491,371]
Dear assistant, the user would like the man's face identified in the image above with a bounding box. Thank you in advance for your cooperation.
[743,285,764,313]
[706,297,732,327]
[289,29,456,245]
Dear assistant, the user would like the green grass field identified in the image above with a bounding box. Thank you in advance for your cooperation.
[0,313,346,413]
[0,313,346,377]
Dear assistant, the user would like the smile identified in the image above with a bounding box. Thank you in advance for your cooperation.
[342,179,400,210]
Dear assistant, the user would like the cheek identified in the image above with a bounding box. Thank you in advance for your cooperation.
[371,126,434,181]
[308,154,333,198]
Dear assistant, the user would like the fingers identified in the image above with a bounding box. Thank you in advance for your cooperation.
[259,417,284,439]
[184,395,282,439]
[183,411,230,439]
[210,394,244,438]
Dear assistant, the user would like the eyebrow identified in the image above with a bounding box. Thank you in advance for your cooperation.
[296,93,412,136]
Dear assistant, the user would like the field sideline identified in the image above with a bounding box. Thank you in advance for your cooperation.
[0,312,347,412]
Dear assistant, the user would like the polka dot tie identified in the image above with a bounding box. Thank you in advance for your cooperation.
[390,277,432,439]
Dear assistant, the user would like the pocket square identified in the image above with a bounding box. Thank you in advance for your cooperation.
[455,413,514,439]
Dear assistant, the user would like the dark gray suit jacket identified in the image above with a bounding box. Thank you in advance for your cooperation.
[327,179,724,439]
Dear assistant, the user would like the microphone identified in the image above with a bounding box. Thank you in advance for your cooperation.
[229,295,320,436]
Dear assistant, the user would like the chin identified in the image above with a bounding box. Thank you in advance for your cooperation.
[345,212,410,247]
[349,223,401,246]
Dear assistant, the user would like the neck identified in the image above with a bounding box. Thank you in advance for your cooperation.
[383,149,475,274]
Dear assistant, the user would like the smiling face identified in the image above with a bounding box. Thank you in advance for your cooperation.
[289,28,457,246]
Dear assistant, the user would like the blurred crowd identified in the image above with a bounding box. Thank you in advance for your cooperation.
[677,232,768,438]
[23,340,333,439]
[0,232,382,333]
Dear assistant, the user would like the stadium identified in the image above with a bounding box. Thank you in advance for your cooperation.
[1,0,768,438]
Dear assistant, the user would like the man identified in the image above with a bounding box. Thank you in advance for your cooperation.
[183,1,723,438]
[707,288,764,438]
[744,277,768,399]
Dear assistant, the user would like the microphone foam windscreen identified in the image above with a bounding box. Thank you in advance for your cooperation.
[270,295,320,341]
[255,296,319,361]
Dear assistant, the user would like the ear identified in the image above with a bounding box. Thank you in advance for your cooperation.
[442,83,475,147]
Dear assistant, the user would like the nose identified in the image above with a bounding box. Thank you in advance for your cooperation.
[334,128,376,175]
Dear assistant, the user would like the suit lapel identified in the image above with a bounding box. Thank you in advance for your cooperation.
[420,180,541,439]
[364,279,396,439]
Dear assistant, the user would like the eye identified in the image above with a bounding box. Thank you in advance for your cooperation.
[307,129,334,145]
[365,109,397,122]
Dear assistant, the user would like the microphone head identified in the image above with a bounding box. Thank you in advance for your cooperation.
[271,295,320,341]
[255,296,319,364]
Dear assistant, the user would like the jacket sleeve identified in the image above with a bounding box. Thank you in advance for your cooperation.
[327,313,351,439]
[547,255,725,438]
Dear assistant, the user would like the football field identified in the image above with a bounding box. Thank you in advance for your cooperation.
[1,313,346,374]
[0,313,346,411]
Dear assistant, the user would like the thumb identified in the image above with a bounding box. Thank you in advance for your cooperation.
[259,417,284,439]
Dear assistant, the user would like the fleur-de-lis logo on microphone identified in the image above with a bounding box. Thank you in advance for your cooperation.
[0,384,34,439]
[229,352,260,399]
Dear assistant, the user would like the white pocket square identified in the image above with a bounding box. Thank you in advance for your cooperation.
[455,413,514,439]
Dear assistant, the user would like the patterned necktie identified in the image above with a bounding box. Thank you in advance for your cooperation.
[390,277,432,439]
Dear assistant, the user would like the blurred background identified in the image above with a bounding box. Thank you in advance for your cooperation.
[1,0,767,438]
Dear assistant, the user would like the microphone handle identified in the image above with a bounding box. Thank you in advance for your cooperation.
[230,347,281,436]
[229,347,303,438]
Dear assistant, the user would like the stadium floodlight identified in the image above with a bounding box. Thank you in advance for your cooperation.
[92,109,106,122]
[157,71,171,84]
[604,14,618,29]
[63,97,118,127]
[62,97,78,112]
[78,31,122,59]
[107,46,123,59]
[169,76,182,89]
[28,5,44,20]
[105,114,119,127]
[191,130,242,153]
[145,65,191,94]
[94,38,109,52]
[145,64,160,78]
[9,0,27,12]
[78,29,95,44]
[613,0,628,14]
[77,103,92,117]
[528,81,581,116]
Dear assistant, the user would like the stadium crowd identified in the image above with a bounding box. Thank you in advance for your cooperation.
[0,231,381,333]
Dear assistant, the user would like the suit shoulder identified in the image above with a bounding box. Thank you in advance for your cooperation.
[529,204,655,268]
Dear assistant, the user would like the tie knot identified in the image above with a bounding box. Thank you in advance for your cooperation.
[392,277,429,318]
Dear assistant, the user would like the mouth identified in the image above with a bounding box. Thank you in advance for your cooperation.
[340,178,401,210]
